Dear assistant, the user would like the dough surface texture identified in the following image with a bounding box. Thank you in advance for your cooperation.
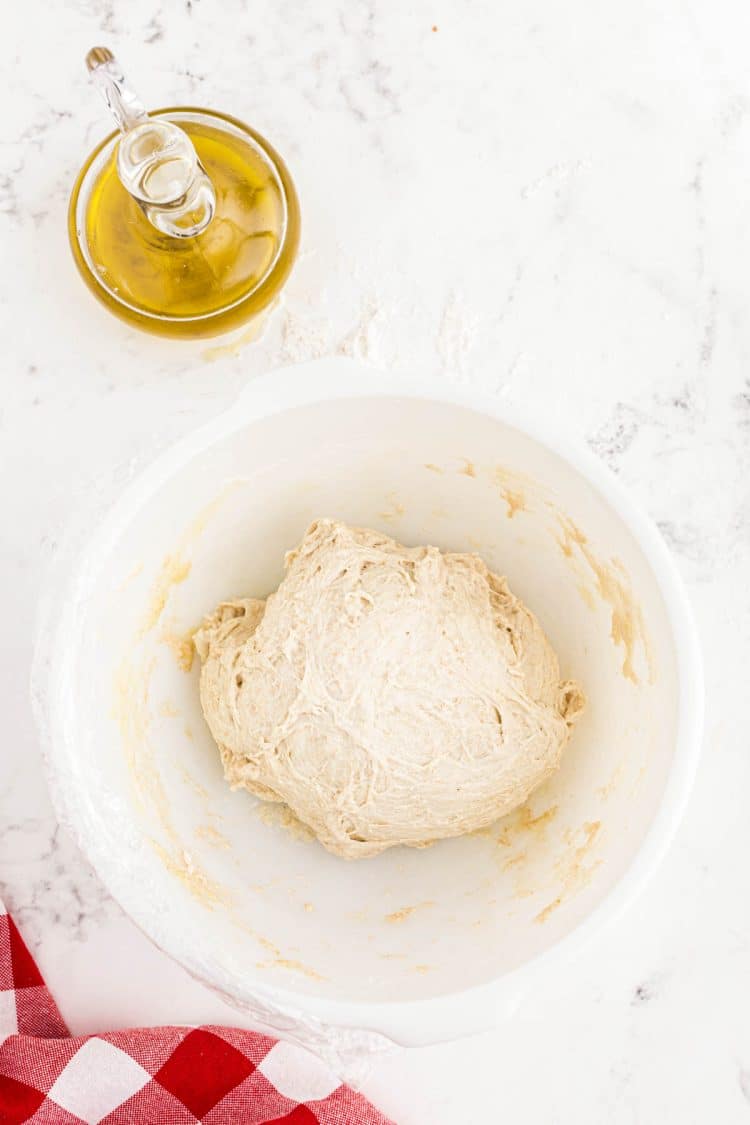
[194,519,585,859]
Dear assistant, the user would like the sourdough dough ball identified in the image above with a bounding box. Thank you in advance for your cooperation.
[195,519,585,859]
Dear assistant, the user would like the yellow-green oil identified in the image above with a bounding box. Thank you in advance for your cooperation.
[70,111,300,338]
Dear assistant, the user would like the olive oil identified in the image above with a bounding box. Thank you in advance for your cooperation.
[87,118,287,318]
[70,108,300,338]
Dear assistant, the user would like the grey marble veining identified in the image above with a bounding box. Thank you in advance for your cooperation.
[0,817,121,950]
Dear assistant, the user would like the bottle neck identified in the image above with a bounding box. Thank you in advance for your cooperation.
[86,47,216,238]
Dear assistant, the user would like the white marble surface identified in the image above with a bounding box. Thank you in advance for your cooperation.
[2,0,749,1120]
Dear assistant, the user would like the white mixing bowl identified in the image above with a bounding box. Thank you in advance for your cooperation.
[36,359,702,1068]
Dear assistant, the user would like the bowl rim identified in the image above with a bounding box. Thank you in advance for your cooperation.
[37,357,703,1046]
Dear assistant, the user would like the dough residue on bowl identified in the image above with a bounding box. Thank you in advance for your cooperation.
[194,519,585,859]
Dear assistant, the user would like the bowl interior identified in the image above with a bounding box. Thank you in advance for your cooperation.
[51,394,678,1006]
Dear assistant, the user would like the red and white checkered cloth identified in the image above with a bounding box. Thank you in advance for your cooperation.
[0,901,393,1124]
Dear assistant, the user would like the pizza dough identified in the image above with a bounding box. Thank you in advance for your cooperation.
[194,519,585,859]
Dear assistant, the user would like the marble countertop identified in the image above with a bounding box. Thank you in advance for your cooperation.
[3,0,750,1120]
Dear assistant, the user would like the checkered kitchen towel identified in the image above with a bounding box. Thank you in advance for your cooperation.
[0,901,393,1124]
